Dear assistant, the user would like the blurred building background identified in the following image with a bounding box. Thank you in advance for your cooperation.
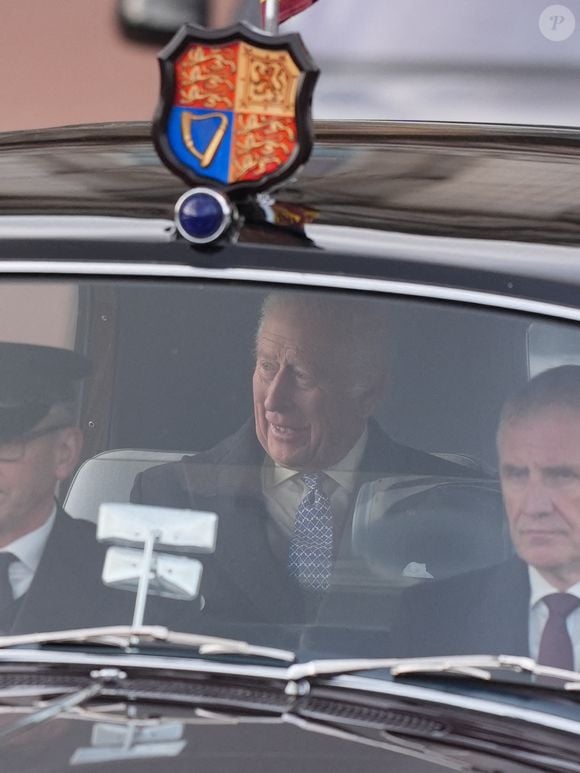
[287,0,580,124]
[0,0,157,131]
[2,0,580,131]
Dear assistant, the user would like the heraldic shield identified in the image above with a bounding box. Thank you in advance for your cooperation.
[153,23,319,195]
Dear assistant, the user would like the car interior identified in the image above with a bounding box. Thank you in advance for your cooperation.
[8,272,580,649]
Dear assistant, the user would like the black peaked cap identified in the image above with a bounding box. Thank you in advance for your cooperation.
[0,342,90,441]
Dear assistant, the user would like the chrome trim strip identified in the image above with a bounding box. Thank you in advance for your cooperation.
[0,217,175,241]
[1,647,577,736]
[328,673,580,735]
[306,224,580,273]
[1,260,580,322]
[0,648,287,681]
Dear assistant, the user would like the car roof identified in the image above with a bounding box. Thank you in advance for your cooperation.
[3,119,580,308]
[3,119,580,239]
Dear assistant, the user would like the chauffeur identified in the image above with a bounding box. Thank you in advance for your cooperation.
[132,291,468,624]
[0,342,139,634]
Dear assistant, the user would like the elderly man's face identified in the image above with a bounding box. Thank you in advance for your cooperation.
[0,422,81,546]
[253,304,378,471]
[499,405,580,589]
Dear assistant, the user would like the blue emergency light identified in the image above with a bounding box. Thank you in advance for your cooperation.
[174,188,234,245]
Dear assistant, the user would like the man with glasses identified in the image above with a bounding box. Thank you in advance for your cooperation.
[0,342,137,634]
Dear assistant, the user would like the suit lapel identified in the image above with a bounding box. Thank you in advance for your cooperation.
[356,419,479,484]
[469,557,530,656]
[180,423,305,622]
[177,418,467,623]
[12,506,132,634]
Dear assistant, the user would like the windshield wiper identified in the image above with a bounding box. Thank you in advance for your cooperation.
[0,684,102,741]
[4,629,578,690]
[0,665,128,742]
[288,653,580,688]
[387,654,580,686]
[0,625,295,664]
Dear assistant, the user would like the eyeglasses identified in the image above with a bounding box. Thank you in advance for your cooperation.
[0,424,69,463]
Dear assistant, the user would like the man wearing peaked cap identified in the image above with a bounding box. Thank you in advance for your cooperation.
[0,342,89,431]
[0,342,137,634]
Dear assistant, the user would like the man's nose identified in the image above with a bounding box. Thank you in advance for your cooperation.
[521,477,554,518]
[264,367,293,412]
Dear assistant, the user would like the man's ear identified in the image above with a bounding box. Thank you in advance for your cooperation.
[54,427,83,481]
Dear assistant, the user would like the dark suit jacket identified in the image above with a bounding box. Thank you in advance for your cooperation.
[10,505,173,635]
[131,418,475,628]
[391,556,530,659]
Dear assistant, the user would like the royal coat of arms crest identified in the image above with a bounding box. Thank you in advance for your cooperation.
[153,23,319,196]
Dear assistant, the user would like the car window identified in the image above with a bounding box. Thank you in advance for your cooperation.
[528,319,580,376]
[3,273,580,660]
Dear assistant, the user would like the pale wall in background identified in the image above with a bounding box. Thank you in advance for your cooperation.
[0,284,78,348]
[0,0,157,131]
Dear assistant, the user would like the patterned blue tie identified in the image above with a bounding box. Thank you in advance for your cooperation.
[288,473,333,591]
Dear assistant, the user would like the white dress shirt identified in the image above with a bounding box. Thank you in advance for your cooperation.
[2,506,56,600]
[262,429,368,556]
[528,565,580,670]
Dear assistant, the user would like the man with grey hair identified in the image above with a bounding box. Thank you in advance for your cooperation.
[394,364,580,670]
[132,290,467,624]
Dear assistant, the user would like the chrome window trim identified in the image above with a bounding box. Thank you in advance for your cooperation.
[325,673,580,735]
[0,217,175,241]
[308,224,580,265]
[0,646,288,680]
[1,260,580,323]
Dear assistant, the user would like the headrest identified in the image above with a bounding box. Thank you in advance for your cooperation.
[352,475,511,584]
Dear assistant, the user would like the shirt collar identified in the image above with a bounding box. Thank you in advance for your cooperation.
[271,427,368,491]
[4,505,56,575]
[528,564,580,607]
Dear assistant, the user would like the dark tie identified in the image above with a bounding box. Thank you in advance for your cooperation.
[0,553,16,633]
[537,593,580,671]
[288,473,333,591]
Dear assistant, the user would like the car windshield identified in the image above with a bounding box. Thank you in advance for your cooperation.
[1,272,579,668]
